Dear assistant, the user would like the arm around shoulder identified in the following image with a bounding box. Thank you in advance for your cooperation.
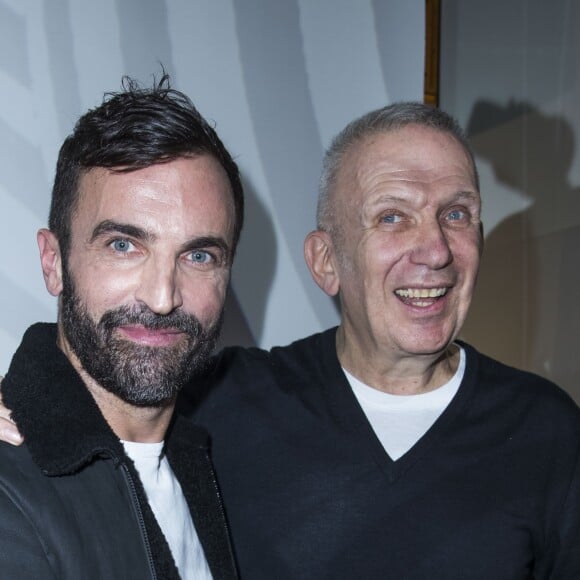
[0,379,24,445]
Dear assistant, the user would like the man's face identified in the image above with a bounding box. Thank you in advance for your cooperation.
[50,156,235,406]
[328,124,482,362]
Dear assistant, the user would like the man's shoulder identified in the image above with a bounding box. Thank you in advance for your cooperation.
[0,440,57,504]
[269,326,337,365]
[0,439,36,472]
[215,327,336,386]
[201,327,334,379]
[463,341,580,424]
[179,328,338,420]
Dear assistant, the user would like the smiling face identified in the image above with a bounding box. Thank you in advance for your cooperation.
[39,155,235,406]
[307,124,482,374]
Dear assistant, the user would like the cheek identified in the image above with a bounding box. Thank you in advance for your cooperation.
[181,275,228,321]
[456,246,481,284]
[364,238,405,281]
[339,243,399,301]
[450,231,481,274]
[70,262,138,314]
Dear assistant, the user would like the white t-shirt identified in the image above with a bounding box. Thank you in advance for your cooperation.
[122,440,213,580]
[345,346,465,460]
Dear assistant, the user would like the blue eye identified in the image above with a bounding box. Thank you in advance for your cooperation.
[189,250,212,264]
[111,239,134,252]
[448,209,467,221]
[381,213,402,224]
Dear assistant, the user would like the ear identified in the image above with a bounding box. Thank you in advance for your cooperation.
[304,230,340,297]
[37,229,64,297]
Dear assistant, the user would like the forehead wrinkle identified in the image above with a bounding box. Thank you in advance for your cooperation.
[362,192,416,213]
[351,130,477,188]
[356,153,479,195]
[357,162,472,187]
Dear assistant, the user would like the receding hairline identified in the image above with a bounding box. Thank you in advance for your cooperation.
[317,104,479,233]
[339,123,478,182]
[317,124,481,242]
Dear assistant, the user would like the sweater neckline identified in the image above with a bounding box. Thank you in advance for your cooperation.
[319,328,478,482]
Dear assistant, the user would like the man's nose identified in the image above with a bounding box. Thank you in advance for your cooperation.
[134,257,183,315]
[410,220,453,269]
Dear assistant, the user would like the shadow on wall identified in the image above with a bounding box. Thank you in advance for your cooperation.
[461,99,580,402]
[218,175,277,350]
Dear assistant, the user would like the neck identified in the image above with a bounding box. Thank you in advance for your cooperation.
[83,383,175,443]
[336,325,460,395]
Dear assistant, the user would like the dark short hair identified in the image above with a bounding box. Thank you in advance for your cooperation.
[317,102,479,232]
[50,74,244,259]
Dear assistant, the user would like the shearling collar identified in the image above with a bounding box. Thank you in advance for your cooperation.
[3,322,208,476]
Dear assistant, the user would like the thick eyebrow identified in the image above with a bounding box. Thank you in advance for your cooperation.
[90,220,153,243]
[90,220,232,263]
[180,236,232,264]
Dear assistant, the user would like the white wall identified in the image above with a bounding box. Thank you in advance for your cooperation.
[0,0,425,371]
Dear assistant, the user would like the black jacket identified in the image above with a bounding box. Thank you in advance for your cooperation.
[0,323,238,579]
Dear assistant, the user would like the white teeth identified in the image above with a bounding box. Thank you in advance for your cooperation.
[395,288,447,298]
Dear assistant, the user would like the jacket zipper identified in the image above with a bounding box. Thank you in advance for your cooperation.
[206,450,238,578]
[120,462,157,580]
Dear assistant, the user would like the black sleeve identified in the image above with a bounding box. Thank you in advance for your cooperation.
[536,447,580,579]
[0,485,57,579]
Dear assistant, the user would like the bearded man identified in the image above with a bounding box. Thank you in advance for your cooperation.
[0,77,241,580]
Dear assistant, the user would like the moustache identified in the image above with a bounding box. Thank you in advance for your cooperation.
[98,305,203,337]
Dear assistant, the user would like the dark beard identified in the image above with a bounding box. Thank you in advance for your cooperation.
[60,269,222,407]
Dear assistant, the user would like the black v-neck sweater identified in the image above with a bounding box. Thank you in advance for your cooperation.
[183,327,580,579]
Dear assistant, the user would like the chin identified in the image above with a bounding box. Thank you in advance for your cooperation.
[398,333,456,358]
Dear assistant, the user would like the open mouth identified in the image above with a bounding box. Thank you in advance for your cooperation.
[394,287,448,307]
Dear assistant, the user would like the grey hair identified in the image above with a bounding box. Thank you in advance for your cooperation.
[317,102,479,232]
